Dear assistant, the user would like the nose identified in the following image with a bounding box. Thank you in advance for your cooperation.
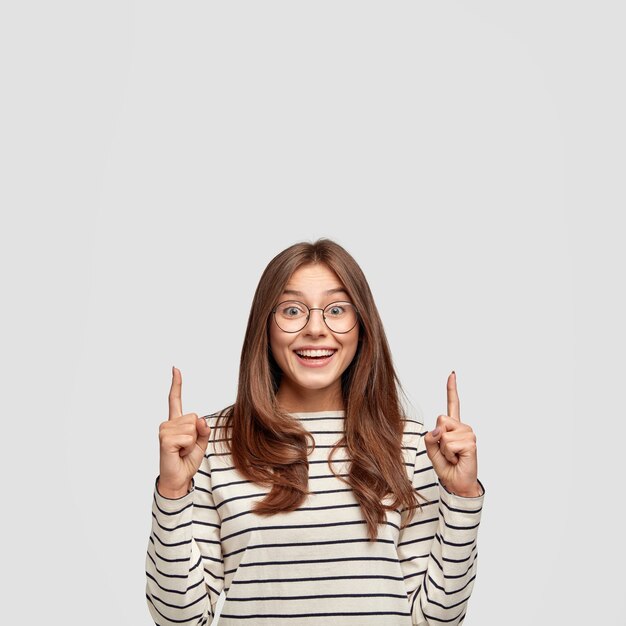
[304,308,327,335]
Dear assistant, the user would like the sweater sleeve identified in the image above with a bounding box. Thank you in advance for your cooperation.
[397,423,485,626]
[145,454,224,625]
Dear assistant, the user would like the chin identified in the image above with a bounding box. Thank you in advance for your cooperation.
[290,372,337,389]
[283,365,344,393]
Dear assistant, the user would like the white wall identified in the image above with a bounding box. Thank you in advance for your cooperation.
[2,1,624,624]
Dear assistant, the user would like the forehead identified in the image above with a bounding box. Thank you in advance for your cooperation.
[282,263,347,296]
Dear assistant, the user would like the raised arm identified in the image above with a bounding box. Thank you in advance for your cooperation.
[145,367,224,624]
[398,371,485,625]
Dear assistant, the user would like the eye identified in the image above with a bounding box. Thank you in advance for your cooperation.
[278,302,306,317]
[327,304,346,316]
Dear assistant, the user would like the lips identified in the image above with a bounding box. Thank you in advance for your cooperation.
[294,348,337,358]
[293,349,337,367]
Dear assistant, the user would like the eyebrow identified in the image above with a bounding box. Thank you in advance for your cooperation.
[282,287,349,297]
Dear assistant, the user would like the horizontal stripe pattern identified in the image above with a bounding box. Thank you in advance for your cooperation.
[145,410,484,625]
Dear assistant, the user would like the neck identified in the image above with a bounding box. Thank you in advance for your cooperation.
[275,382,344,413]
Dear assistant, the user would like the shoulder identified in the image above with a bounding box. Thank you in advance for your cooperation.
[401,411,425,436]
[199,405,234,460]
[201,404,234,434]
[400,414,426,471]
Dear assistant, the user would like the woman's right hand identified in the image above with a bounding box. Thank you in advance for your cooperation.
[157,366,211,498]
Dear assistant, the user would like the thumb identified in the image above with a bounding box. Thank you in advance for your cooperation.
[423,427,442,460]
[195,417,211,453]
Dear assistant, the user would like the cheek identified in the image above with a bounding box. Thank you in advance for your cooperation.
[343,330,360,363]
[268,325,289,360]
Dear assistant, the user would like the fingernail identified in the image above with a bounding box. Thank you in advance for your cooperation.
[451,370,455,376]
[432,427,441,437]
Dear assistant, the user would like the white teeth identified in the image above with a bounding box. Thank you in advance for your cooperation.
[295,349,336,357]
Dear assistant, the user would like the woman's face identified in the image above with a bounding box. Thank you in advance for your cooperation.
[269,262,360,411]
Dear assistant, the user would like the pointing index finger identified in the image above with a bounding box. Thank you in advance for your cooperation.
[168,366,183,420]
[447,370,460,421]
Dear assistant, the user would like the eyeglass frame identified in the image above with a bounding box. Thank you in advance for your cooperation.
[270,300,360,334]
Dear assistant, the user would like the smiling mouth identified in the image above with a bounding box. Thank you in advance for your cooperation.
[293,349,337,360]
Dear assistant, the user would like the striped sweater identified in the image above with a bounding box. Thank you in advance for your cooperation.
[145,410,485,625]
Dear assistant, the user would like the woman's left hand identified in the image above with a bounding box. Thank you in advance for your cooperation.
[423,371,482,498]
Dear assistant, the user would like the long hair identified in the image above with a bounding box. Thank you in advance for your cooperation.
[212,238,423,541]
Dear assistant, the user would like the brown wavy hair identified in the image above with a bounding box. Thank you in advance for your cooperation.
[211,237,423,541]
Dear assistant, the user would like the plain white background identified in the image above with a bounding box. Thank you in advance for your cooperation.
[1,1,624,624]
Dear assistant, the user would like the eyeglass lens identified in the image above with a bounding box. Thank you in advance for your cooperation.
[273,301,357,333]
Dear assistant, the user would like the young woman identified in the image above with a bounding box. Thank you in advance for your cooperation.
[145,238,485,626]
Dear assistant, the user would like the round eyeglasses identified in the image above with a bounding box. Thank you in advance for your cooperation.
[271,300,359,334]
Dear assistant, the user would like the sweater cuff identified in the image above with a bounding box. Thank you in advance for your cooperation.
[440,477,485,504]
[154,475,195,511]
